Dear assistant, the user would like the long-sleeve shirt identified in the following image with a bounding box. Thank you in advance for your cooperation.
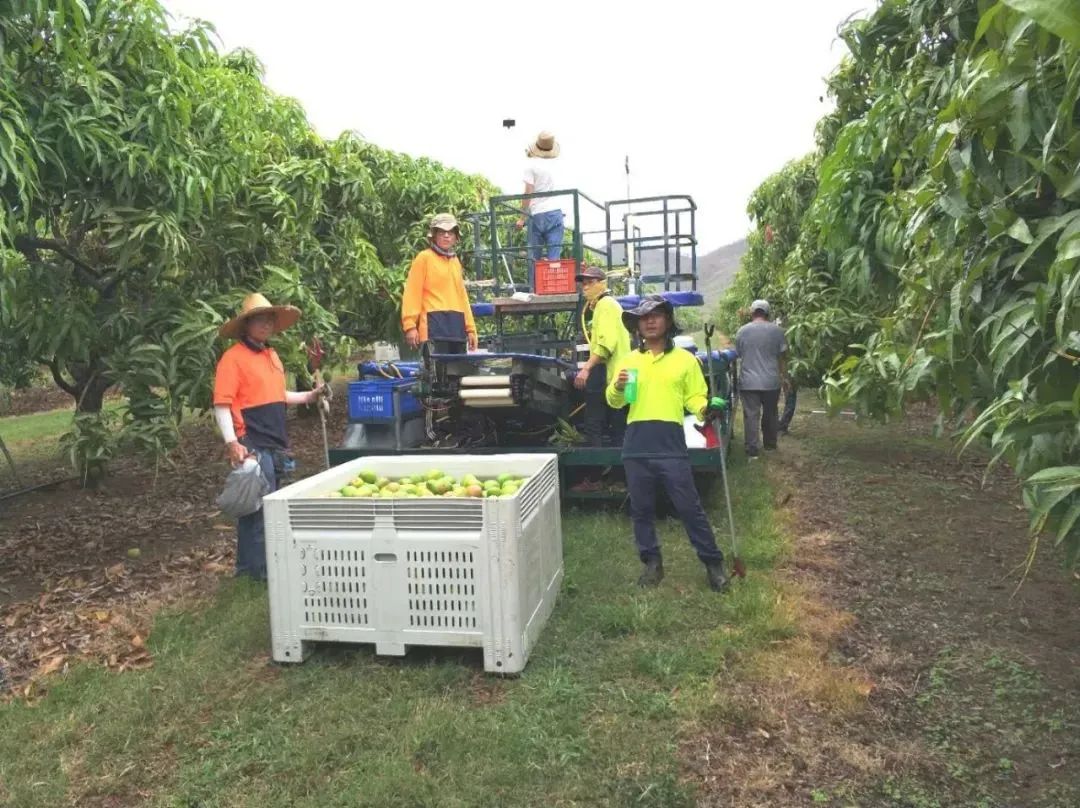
[606,345,709,458]
[585,294,630,367]
[400,249,476,343]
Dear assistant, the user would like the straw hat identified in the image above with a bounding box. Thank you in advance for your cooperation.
[218,292,301,340]
[526,130,560,158]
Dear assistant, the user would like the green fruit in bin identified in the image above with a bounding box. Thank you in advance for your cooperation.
[327,491,344,498]
[425,469,443,481]
[358,470,378,484]
[380,489,396,498]
[375,476,390,488]
[501,483,519,496]
[453,486,467,497]
[497,473,514,484]
[485,489,500,497]
[384,481,401,493]
[341,485,360,497]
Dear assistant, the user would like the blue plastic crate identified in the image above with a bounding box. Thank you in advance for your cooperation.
[347,378,422,423]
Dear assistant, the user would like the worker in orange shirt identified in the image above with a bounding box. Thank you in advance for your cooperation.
[401,213,478,355]
[213,292,325,581]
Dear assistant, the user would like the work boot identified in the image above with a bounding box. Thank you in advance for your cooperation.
[637,556,664,588]
[704,560,731,593]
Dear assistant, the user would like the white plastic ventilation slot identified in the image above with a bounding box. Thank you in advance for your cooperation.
[303,548,368,626]
[406,550,478,630]
[518,460,557,525]
[391,501,484,532]
[288,501,376,532]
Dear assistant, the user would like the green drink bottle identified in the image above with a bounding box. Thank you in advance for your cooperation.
[624,368,639,403]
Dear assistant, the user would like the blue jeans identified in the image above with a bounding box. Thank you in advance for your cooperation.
[236,446,278,581]
[527,210,565,288]
[624,457,723,564]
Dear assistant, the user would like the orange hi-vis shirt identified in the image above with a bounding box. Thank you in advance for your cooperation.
[213,341,289,450]
[401,248,476,343]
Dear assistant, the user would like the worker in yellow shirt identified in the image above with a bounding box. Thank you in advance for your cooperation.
[607,294,730,591]
[571,266,630,491]
[401,213,478,355]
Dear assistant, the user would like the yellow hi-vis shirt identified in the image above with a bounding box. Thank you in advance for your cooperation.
[585,294,630,367]
[606,345,708,457]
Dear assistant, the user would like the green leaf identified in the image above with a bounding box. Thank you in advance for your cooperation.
[1007,217,1034,244]
[1001,0,1080,48]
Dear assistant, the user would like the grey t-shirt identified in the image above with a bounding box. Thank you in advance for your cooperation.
[735,320,787,390]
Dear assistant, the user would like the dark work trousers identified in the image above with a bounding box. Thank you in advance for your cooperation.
[779,388,797,431]
[740,388,781,455]
[582,364,627,448]
[624,456,724,564]
[235,444,278,581]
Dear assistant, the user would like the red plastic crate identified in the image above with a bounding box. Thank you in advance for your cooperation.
[534,259,578,295]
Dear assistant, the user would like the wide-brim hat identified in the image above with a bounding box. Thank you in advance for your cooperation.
[526,130,560,159]
[621,294,677,333]
[219,292,301,340]
[575,265,607,282]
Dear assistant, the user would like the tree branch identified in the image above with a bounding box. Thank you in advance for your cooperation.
[47,357,79,397]
[13,235,106,291]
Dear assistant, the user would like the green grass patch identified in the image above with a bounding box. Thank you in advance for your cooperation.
[0,407,76,448]
[0,460,786,806]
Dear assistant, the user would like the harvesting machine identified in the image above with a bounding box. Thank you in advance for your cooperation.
[330,188,738,502]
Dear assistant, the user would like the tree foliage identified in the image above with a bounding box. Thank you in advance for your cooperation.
[0,0,495,478]
[719,0,1080,565]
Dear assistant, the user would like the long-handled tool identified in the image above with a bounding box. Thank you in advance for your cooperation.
[704,324,746,578]
[306,337,332,470]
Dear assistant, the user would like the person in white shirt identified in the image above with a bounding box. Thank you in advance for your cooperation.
[515,130,564,290]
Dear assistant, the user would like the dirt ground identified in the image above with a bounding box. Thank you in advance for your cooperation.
[690,405,1080,807]
[0,394,350,695]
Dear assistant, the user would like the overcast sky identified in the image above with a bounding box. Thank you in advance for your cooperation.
[163,0,872,252]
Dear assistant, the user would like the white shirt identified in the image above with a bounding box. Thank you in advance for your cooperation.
[524,159,560,215]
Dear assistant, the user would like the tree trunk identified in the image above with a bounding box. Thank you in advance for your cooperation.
[75,374,112,413]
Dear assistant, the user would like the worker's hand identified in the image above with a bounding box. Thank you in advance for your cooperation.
[467,332,478,351]
[614,369,629,391]
[515,217,526,230]
[226,441,249,468]
[781,377,793,394]
[306,383,327,404]
[574,368,589,390]
[405,328,420,350]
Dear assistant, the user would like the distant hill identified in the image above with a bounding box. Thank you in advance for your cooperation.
[696,238,747,304]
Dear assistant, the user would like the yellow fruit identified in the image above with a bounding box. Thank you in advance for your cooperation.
[375,477,390,488]
[452,486,467,497]
[425,469,443,481]
[127,547,141,559]
[341,485,360,497]
[466,484,483,498]
[385,481,401,493]
[327,491,344,498]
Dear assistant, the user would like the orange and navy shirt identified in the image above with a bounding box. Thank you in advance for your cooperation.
[213,341,288,450]
[401,248,477,343]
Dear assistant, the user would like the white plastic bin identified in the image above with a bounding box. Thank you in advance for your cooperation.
[262,453,562,673]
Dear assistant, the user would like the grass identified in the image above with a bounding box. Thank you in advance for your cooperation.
[0,408,78,448]
[0,460,789,807]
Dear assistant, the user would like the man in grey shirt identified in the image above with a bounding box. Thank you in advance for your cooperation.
[734,299,788,458]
